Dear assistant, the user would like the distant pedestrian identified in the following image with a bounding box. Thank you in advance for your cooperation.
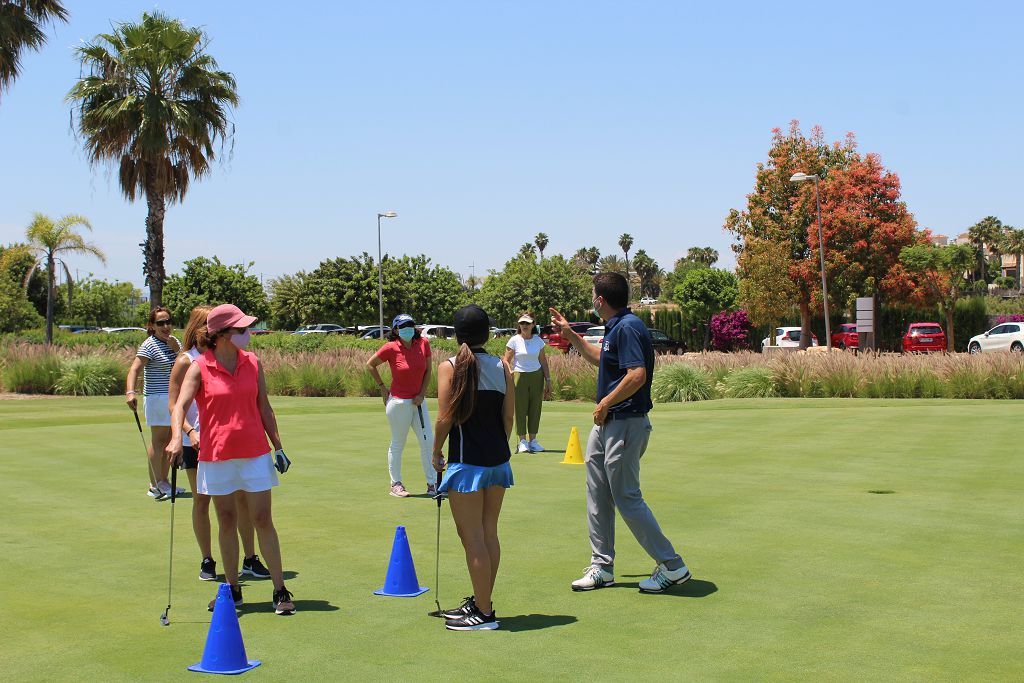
[502,311,552,453]
[366,313,435,497]
[433,304,514,631]
[126,307,182,499]
[168,305,269,583]
[550,272,692,594]
[168,304,295,615]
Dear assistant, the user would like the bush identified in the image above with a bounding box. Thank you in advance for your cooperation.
[1,346,61,393]
[719,366,777,398]
[54,355,122,396]
[652,363,715,402]
[710,310,750,352]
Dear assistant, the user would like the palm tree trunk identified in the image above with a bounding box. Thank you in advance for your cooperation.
[45,252,55,344]
[144,176,167,308]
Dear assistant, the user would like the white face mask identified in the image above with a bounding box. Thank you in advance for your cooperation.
[230,329,251,350]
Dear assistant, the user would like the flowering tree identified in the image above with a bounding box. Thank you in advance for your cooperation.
[710,309,750,351]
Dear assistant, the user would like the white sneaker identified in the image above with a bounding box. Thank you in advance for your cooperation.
[516,439,530,454]
[570,565,614,591]
[638,563,692,593]
[156,481,172,497]
[529,439,544,452]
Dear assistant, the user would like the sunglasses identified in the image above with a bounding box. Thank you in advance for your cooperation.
[154,320,173,327]
[519,322,532,326]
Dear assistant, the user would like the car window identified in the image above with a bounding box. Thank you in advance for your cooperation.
[1007,324,1021,334]
[650,330,667,340]
[585,327,603,336]
[789,331,802,341]
[990,325,1006,335]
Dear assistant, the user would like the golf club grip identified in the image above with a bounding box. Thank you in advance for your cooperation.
[436,470,443,508]
[170,462,177,503]
[133,409,143,432]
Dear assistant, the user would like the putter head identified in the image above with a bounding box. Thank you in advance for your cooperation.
[426,608,445,618]
[160,612,170,626]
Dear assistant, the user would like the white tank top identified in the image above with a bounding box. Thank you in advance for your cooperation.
[182,347,201,448]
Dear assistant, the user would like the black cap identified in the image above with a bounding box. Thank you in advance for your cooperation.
[453,304,490,344]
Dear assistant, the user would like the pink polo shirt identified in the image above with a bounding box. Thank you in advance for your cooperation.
[194,349,269,462]
[375,337,431,399]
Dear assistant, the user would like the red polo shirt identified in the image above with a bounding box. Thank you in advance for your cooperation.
[195,349,269,462]
[375,337,431,399]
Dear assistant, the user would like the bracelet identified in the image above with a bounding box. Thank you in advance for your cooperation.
[126,390,136,395]
[186,427,195,436]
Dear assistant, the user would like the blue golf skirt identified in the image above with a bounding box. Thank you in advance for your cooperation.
[439,461,514,494]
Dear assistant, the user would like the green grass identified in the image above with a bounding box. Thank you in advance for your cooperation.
[1,397,1021,681]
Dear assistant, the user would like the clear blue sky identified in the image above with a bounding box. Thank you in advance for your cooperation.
[1,1,1021,291]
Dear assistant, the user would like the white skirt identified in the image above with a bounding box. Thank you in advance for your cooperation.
[144,392,171,427]
[197,452,279,495]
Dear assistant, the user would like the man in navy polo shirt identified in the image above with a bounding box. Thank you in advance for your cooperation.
[550,272,691,593]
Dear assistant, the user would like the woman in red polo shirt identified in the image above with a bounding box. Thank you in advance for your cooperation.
[168,304,295,616]
[366,313,435,498]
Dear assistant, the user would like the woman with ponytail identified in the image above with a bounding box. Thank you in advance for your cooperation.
[432,304,514,631]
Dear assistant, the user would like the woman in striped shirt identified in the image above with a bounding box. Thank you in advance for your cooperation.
[126,307,182,500]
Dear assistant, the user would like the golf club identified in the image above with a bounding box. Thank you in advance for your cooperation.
[159,463,178,626]
[133,409,165,501]
[427,469,444,618]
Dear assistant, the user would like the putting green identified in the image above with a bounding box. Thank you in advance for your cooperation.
[1,397,1020,680]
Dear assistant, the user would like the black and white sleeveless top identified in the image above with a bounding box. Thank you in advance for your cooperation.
[447,352,511,468]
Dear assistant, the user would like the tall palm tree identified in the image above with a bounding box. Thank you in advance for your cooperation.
[518,243,537,260]
[597,254,626,276]
[687,246,719,266]
[618,233,634,282]
[967,216,1002,282]
[632,249,660,297]
[67,12,238,308]
[1000,227,1024,291]
[0,0,68,101]
[24,212,106,343]
[534,232,549,260]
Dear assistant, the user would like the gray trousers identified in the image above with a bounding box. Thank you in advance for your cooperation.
[586,415,682,571]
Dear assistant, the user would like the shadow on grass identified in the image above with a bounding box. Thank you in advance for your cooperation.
[237,598,339,618]
[213,570,300,583]
[616,577,718,598]
[498,614,577,632]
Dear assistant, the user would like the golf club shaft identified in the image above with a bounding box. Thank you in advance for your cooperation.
[165,463,176,622]
[434,469,442,614]
[133,409,161,491]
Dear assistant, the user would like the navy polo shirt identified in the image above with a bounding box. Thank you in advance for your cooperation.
[597,308,654,415]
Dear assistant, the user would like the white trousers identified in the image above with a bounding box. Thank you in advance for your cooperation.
[385,397,435,487]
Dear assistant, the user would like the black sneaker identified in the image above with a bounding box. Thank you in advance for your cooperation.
[208,584,243,611]
[440,596,476,620]
[199,557,217,581]
[444,605,498,631]
[242,554,271,579]
[273,586,296,615]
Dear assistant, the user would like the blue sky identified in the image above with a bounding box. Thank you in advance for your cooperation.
[1,1,1021,291]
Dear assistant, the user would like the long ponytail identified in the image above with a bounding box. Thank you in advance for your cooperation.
[444,343,478,425]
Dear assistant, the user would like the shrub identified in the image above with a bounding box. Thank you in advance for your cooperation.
[652,363,715,402]
[1,346,62,393]
[54,355,122,396]
[719,366,777,398]
[710,310,750,352]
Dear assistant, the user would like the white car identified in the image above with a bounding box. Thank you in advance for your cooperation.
[639,297,658,305]
[967,322,1024,354]
[419,324,456,340]
[761,326,818,350]
[102,326,146,333]
[583,326,605,345]
[292,323,346,335]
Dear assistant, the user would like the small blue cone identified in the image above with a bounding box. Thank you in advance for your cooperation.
[373,525,428,597]
[188,583,261,675]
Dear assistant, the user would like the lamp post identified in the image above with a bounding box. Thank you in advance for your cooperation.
[790,173,831,350]
[377,212,397,339]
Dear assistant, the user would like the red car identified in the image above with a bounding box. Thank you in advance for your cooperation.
[831,323,859,350]
[540,322,592,354]
[902,323,946,353]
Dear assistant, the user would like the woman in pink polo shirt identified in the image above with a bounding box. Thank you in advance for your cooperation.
[168,304,295,616]
[366,313,435,498]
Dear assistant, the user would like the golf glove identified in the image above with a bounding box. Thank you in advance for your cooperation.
[274,449,291,474]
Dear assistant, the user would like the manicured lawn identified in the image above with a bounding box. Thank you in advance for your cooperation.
[1,397,1020,681]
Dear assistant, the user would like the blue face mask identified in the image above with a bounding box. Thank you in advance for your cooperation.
[398,327,415,341]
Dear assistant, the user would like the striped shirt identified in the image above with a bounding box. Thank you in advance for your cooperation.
[137,335,180,396]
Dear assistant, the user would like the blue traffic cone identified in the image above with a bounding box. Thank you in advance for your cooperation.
[188,584,261,675]
[373,525,428,597]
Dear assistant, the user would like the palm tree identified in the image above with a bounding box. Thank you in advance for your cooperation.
[618,233,634,282]
[597,254,626,276]
[687,246,719,266]
[967,216,1003,282]
[632,249,660,297]
[0,0,68,101]
[67,12,238,308]
[534,232,549,260]
[23,213,106,343]
[1000,227,1024,291]
[518,243,537,260]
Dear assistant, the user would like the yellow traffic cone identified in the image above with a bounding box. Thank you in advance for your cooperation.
[561,426,584,464]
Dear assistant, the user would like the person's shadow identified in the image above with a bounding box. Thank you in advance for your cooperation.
[498,614,577,632]
[237,597,339,618]
[617,576,718,598]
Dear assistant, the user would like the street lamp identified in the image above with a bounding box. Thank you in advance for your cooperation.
[377,212,397,339]
[790,173,832,350]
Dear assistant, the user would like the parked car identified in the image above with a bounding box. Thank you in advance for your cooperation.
[967,322,1024,354]
[250,328,272,335]
[59,324,101,333]
[761,327,818,350]
[583,326,606,345]
[491,327,517,338]
[103,327,146,334]
[648,328,685,354]
[639,297,658,305]
[292,324,346,335]
[902,323,946,353]
[420,324,456,340]
[540,322,592,353]
[359,327,391,340]
[831,323,859,350]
